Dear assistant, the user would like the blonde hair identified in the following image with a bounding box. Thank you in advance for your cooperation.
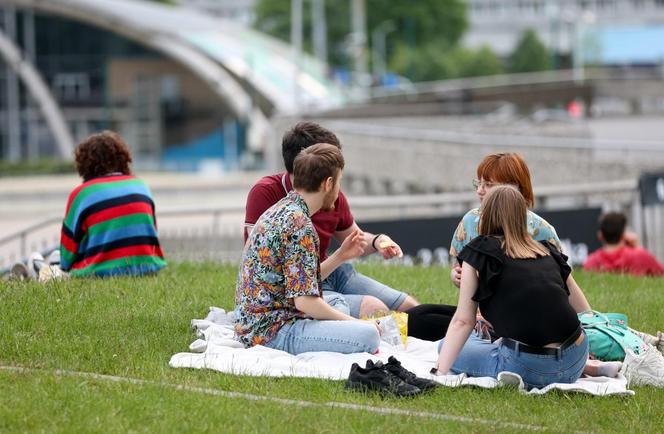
[479,185,549,259]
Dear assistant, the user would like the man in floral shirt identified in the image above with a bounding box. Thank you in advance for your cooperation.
[234,143,380,355]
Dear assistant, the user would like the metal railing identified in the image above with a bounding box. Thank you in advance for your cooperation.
[0,179,642,267]
[0,203,248,262]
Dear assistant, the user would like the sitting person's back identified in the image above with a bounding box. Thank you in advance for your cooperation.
[584,212,664,277]
[60,131,166,277]
[465,236,580,347]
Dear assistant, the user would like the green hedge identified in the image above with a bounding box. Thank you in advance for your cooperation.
[0,159,75,177]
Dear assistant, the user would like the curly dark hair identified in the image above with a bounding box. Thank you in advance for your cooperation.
[75,131,133,181]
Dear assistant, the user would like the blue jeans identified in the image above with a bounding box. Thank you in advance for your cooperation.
[322,263,408,318]
[437,332,589,389]
[263,318,381,355]
[323,292,351,316]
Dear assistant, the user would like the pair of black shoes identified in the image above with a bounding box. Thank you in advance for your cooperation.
[345,356,438,397]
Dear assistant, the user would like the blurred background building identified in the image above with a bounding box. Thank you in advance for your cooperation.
[0,0,343,173]
[465,0,664,62]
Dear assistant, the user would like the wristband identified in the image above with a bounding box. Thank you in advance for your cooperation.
[371,234,383,250]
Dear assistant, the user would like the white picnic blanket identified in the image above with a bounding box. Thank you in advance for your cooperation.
[169,307,634,396]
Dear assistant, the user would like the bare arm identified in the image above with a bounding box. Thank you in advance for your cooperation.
[294,295,356,321]
[622,230,640,248]
[243,224,254,247]
[320,228,366,280]
[435,261,479,374]
[335,222,403,259]
[567,274,592,313]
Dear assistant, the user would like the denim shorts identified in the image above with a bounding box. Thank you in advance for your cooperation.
[437,331,589,389]
[322,263,408,317]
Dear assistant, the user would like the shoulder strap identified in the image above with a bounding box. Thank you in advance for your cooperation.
[579,310,644,354]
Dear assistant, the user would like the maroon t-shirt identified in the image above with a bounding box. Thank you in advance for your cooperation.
[244,172,354,261]
[584,246,664,276]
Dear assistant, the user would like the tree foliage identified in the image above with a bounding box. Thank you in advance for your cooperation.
[254,0,468,78]
[509,29,551,73]
[389,43,503,82]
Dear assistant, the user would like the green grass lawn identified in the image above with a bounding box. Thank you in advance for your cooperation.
[1,263,663,433]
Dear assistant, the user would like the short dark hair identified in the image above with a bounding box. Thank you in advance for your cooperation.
[282,122,341,173]
[293,143,344,192]
[599,212,627,244]
[75,131,132,181]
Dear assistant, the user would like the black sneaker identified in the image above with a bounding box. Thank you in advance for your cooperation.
[345,362,421,397]
[370,357,438,392]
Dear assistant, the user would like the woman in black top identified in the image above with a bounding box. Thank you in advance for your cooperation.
[432,185,589,389]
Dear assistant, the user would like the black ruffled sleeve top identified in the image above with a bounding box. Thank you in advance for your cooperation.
[457,236,580,347]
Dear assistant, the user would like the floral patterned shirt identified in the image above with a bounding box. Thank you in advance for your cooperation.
[234,191,321,347]
[450,208,562,258]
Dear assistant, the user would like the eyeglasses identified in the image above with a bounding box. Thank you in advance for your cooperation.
[472,179,498,190]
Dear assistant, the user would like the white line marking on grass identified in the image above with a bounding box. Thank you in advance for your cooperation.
[0,365,577,432]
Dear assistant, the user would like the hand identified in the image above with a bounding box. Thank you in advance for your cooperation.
[360,318,383,336]
[338,228,367,261]
[623,231,640,248]
[474,314,493,339]
[375,235,403,260]
[374,319,383,336]
[450,263,462,288]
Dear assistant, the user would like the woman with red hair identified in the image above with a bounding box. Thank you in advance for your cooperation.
[407,153,591,339]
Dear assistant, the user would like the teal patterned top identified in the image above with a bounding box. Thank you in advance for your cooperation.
[450,208,561,259]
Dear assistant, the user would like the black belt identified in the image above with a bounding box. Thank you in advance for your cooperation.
[501,326,583,356]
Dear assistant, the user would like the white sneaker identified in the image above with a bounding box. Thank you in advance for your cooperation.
[45,250,61,266]
[630,328,664,355]
[27,252,45,279]
[38,265,68,283]
[621,345,664,387]
[657,332,664,355]
[629,328,659,346]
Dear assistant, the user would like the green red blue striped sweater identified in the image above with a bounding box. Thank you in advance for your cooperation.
[59,174,166,277]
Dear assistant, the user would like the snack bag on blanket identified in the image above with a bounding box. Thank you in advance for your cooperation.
[363,311,409,349]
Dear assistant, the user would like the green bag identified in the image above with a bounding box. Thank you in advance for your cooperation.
[578,311,646,361]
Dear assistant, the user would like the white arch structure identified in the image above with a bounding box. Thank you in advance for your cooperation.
[5,0,344,121]
[0,28,75,159]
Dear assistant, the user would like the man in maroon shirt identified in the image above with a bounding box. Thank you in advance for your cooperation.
[584,212,664,276]
[244,122,419,318]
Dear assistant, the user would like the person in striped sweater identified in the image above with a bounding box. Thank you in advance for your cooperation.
[59,131,166,277]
